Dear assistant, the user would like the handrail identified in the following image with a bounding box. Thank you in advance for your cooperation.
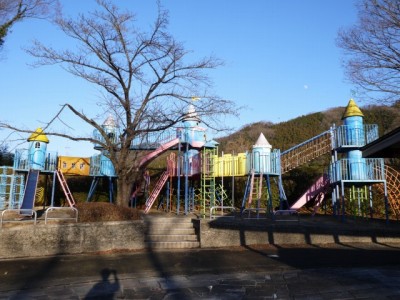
[1,209,37,227]
[45,207,78,224]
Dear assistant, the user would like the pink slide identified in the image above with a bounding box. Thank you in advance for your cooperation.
[139,138,180,167]
[290,174,329,210]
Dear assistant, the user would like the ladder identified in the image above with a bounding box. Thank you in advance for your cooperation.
[144,171,170,214]
[56,170,76,207]
[201,147,217,216]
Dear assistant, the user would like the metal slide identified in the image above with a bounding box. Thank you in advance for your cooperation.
[20,170,40,214]
[139,138,180,168]
[290,174,330,210]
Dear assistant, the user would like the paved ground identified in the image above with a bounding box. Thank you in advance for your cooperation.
[1,242,400,299]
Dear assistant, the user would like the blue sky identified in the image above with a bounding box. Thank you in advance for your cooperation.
[0,0,358,157]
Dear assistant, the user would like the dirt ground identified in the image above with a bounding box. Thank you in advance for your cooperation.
[75,202,142,222]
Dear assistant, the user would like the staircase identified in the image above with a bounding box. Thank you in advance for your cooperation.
[143,216,200,249]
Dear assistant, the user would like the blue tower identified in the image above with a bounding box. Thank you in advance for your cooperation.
[88,115,117,203]
[180,103,206,148]
[342,99,366,180]
[27,128,49,171]
[241,133,286,217]
[329,99,388,221]
[251,133,272,174]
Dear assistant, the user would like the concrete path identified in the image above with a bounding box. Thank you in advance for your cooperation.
[1,243,400,299]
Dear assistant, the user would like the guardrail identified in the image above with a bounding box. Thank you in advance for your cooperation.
[1,209,37,227]
[44,207,79,224]
[210,206,237,219]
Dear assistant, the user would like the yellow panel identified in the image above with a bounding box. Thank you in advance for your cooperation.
[213,153,248,177]
[237,153,247,176]
[58,156,90,176]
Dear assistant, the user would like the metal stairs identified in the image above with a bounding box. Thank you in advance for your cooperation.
[143,216,200,249]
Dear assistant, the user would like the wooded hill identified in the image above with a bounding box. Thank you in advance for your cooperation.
[216,102,400,206]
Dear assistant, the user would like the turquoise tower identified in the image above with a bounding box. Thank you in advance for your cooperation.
[180,103,206,148]
[251,133,272,174]
[342,99,366,180]
[27,128,49,171]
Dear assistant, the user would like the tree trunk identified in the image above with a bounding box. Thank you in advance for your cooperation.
[116,177,131,207]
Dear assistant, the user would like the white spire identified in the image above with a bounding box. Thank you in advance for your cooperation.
[253,133,272,149]
[103,115,116,127]
[184,104,200,121]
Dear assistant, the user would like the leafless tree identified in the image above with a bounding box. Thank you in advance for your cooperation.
[0,0,55,48]
[337,0,400,104]
[1,0,238,206]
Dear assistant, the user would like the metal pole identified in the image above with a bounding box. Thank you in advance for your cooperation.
[177,139,181,215]
[51,171,56,207]
[384,181,389,224]
[184,140,189,215]
[232,151,235,206]
[341,181,345,222]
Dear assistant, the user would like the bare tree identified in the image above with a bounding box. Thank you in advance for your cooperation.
[0,0,55,48]
[1,0,238,206]
[337,0,400,104]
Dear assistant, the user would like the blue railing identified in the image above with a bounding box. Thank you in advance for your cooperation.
[130,129,179,149]
[329,158,385,182]
[332,124,378,149]
[89,154,116,177]
[13,149,58,172]
[245,149,281,176]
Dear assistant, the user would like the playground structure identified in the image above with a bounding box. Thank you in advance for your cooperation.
[0,99,399,223]
[0,128,80,224]
[105,99,397,221]
[89,102,288,219]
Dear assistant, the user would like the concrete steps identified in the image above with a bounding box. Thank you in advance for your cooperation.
[143,216,200,249]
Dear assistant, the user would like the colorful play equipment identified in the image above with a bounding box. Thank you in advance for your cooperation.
[285,99,396,222]
[0,128,79,224]
[1,98,398,223]
[122,98,398,221]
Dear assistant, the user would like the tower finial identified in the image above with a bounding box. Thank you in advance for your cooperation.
[342,99,364,119]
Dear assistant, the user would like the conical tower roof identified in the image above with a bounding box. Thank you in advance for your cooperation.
[253,133,272,149]
[342,99,364,119]
[27,128,49,143]
[103,115,116,127]
[183,104,200,122]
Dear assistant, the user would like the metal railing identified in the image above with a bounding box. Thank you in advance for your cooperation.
[329,158,385,182]
[332,124,379,149]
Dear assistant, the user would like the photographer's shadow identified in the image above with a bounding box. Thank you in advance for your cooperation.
[84,268,120,300]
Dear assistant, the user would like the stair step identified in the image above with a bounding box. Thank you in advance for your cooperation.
[143,216,199,249]
[146,234,198,242]
[143,216,195,225]
[145,241,200,249]
[146,228,195,235]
